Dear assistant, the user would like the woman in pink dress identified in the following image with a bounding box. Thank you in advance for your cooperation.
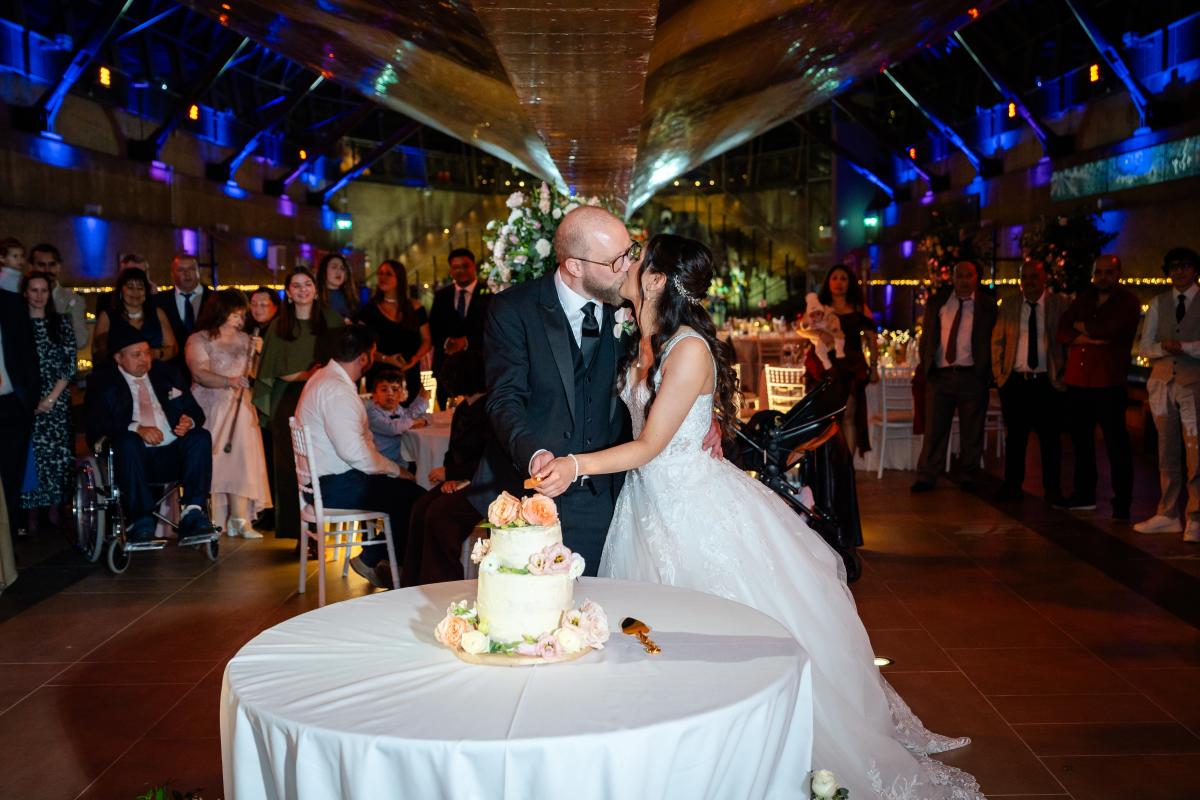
[185,289,272,538]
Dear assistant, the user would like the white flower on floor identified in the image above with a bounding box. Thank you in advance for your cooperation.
[810,769,847,799]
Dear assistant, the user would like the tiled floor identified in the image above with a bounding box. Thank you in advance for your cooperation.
[1,468,1198,799]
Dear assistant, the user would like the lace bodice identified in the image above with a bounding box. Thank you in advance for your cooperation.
[621,330,714,469]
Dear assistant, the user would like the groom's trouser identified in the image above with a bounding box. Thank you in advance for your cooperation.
[557,476,618,577]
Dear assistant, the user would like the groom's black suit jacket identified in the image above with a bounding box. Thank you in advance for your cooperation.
[468,272,631,572]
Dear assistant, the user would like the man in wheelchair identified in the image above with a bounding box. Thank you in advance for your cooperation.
[84,326,216,544]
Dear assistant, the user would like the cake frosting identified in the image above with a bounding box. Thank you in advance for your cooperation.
[434,492,610,662]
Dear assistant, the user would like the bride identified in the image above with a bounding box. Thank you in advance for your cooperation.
[533,234,984,800]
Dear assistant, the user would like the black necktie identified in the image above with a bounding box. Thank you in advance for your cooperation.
[182,292,195,332]
[580,302,599,366]
[1177,293,1187,323]
[456,288,467,320]
[1027,301,1038,370]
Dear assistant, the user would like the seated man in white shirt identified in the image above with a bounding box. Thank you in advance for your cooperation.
[296,325,427,589]
[364,368,430,463]
[83,326,215,543]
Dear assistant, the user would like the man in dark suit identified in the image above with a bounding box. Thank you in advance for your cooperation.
[912,261,998,492]
[154,253,211,378]
[0,286,39,524]
[428,248,489,408]
[84,325,215,543]
[990,259,1068,503]
[465,207,638,574]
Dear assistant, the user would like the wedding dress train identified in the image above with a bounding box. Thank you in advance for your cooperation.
[599,331,984,800]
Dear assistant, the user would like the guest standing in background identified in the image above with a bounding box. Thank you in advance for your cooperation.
[186,289,272,540]
[1134,247,1200,542]
[428,248,489,409]
[912,261,998,493]
[1056,255,1141,519]
[990,259,1067,504]
[357,260,431,406]
[95,253,153,318]
[0,275,38,548]
[253,267,342,541]
[18,272,76,530]
[0,238,26,292]
[317,253,359,324]
[28,244,89,351]
[155,254,211,380]
[245,285,279,529]
[399,349,491,588]
[800,264,878,455]
[93,267,177,366]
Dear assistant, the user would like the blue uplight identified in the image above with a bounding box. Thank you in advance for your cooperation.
[277,195,295,217]
[74,216,110,278]
[223,180,248,199]
[179,228,198,255]
[901,240,914,258]
[320,206,336,231]
[249,237,269,260]
[32,134,78,169]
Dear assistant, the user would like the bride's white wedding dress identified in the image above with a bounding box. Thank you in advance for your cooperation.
[600,330,985,800]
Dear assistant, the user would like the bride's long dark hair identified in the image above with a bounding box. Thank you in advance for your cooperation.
[617,234,740,442]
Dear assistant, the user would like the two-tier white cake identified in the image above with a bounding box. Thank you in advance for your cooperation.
[434,492,609,663]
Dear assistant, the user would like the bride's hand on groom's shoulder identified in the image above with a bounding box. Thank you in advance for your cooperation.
[533,457,574,498]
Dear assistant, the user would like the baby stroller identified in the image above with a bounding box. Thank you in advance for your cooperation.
[731,380,863,582]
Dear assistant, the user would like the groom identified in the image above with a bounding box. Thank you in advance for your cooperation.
[466,206,637,574]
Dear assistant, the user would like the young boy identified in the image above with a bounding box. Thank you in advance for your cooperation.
[0,238,25,292]
[364,369,430,462]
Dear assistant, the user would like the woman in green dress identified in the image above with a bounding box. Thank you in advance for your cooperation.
[253,267,342,540]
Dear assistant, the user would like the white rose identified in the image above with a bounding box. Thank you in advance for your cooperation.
[506,191,525,209]
[810,770,839,799]
[508,208,522,224]
[461,629,491,655]
[535,238,552,259]
[479,553,501,574]
[554,625,585,653]
[552,207,562,220]
[568,553,585,579]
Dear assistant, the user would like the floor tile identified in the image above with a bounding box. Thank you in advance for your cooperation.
[0,663,69,714]
[1118,668,1200,730]
[145,668,226,740]
[48,659,216,686]
[870,628,957,672]
[77,737,222,800]
[947,647,1133,695]
[989,692,1172,725]
[0,592,165,663]
[1013,721,1200,756]
[1040,753,1200,800]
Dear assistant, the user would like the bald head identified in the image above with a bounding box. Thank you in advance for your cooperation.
[554,206,626,267]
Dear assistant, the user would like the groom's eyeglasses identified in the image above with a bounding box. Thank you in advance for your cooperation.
[570,240,643,273]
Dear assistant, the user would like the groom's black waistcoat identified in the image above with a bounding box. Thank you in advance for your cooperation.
[467,273,631,571]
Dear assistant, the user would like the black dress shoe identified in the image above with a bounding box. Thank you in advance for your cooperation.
[910,480,935,493]
[126,516,157,543]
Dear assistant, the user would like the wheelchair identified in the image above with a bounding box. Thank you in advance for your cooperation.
[71,436,220,573]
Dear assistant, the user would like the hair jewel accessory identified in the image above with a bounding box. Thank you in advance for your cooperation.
[671,273,703,305]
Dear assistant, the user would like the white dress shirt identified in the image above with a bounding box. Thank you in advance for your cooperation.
[1139,284,1200,360]
[935,293,976,368]
[297,360,400,478]
[1014,289,1049,373]
[554,269,599,348]
[175,289,202,323]
[118,366,176,447]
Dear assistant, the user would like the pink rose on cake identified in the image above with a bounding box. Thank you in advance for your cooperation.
[535,632,564,660]
[435,614,471,648]
[470,538,491,564]
[579,600,610,648]
[527,551,549,574]
[520,494,558,526]
[487,491,522,527]
[542,543,573,574]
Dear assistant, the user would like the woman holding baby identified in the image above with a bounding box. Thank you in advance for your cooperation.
[802,265,878,455]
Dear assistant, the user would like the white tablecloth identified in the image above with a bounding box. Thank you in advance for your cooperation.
[853,379,923,474]
[221,578,814,800]
[400,411,453,488]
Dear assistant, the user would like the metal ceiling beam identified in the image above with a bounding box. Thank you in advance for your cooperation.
[310,121,420,207]
[790,118,895,201]
[831,99,948,191]
[1063,0,1157,130]
[11,0,135,133]
[114,5,181,43]
[952,30,1072,157]
[129,35,251,162]
[265,102,377,196]
[883,68,1002,179]
[206,73,325,183]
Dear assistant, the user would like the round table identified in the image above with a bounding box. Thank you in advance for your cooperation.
[400,411,453,488]
[221,578,814,800]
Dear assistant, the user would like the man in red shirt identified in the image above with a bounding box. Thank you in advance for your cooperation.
[1055,255,1141,518]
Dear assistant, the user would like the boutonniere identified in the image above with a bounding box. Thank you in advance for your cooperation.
[613,306,636,339]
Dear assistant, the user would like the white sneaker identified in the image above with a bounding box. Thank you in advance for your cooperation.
[1185,522,1200,544]
[1133,515,1183,535]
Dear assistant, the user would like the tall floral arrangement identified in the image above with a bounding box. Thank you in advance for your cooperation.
[916,209,979,291]
[1019,210,1118,294]
[482,182,626,292]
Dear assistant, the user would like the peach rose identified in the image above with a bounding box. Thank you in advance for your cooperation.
[435,614,471,648]
[520,494,558,526]
[487,491,521,528]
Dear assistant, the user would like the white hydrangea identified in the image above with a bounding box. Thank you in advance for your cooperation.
[508,208,522,224]
[505,191,525,209]
[535,238,552,259]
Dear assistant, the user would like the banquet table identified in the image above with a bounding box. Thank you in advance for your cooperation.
[853,371,923,474]
[221,578,814,800]
[399,410,453,488]
[724,332,804,395]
